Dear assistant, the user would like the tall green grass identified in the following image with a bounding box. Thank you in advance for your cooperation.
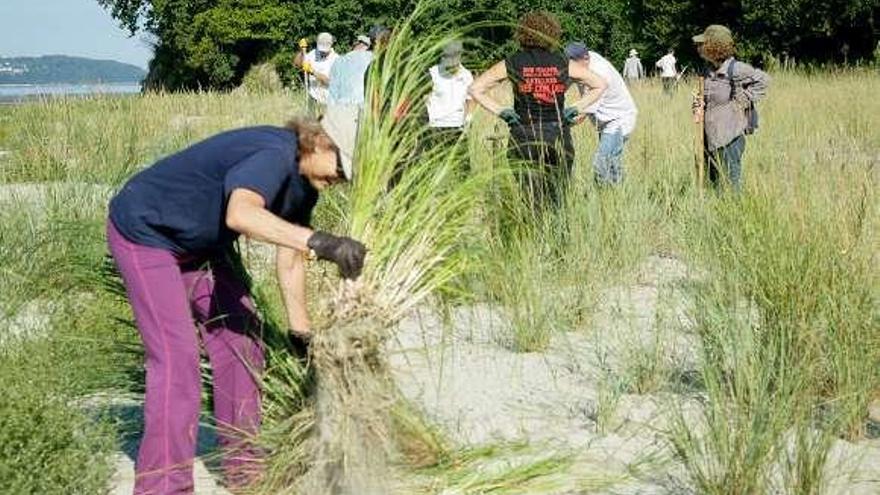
[665,70,879,493]
[0,183,142,493]
[0,45,876,494]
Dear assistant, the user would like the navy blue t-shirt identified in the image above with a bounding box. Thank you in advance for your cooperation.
[109,126,318,255]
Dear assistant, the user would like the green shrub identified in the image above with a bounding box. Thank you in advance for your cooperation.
[238,62,284,94]
[0,339,115,495]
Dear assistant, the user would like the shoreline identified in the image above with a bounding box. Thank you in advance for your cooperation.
[0,82,143,105]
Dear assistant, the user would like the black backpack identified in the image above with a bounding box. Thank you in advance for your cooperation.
[728,59,759,135]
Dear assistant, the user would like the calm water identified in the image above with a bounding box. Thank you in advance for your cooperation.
[0,83,142,102]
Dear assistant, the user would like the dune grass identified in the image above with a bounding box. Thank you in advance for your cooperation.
[0,48,877,494]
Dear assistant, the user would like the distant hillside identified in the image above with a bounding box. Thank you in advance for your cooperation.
[0,55,146,85]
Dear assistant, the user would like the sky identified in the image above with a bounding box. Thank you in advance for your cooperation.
[0,0,153,69]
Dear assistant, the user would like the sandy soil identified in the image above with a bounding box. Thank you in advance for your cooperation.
[2,207,868,494]
[98,395,232,495]
[388,255,880,494]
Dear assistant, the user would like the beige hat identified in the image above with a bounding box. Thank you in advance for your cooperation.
[316,32,334,52]
[629,48,638,56]
[693,25,733,45]
[320,105,360,180]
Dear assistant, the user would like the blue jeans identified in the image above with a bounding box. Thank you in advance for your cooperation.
[593,130,628,185]
[706,135,745,192]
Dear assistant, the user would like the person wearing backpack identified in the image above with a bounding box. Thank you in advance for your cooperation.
[692,24,769,192]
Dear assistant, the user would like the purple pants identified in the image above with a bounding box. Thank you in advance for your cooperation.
[107,220,264,494]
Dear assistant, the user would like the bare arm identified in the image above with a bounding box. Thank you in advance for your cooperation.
[569,61,608,113]
[294,50,305,67]
[226,188,313,252]
[276,246,310,332]
[466,98,477,116]
[314,71,330,85]
[468,60,508,116]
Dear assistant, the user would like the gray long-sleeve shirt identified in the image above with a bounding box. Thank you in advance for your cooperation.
[704,57,770,150]
[622,56,644,80]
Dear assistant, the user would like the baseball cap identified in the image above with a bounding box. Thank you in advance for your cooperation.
[693,25,733,45]
[564,42,590,60]
[440,41,463,69]
[316,32,334,52]
[320,105,360,180]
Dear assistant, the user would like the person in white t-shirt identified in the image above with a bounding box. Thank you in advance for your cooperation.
[294,32,339,114]
[426,41,474,137]
[390,40,474,188]
[565,42,638,185]
[655,48,677,95]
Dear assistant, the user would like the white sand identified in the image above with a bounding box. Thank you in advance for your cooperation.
[389,255,880,494]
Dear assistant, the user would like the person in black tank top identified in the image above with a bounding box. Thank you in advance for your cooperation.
[470,11,609,208]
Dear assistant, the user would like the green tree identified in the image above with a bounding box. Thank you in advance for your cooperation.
[98,0,879,89]
[741,0,879,64]
[99,0,405,89]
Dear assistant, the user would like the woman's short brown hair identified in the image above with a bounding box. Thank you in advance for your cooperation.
[701,37,736,64]
[515,11,562,50]
[286,117,333,155]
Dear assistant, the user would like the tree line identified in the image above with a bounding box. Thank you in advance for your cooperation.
[98,0,879,90]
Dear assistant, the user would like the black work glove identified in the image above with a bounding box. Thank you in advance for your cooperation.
[307,231,367,280]
[287,330,311,360]
[499,108,521,126]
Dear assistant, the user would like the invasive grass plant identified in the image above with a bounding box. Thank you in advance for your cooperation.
[258,8,509,494]
[667,85,878,491]
[0,91,303,184]
[0,45,877,494]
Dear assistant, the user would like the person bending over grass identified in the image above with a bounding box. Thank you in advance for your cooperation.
[565,42,638,186]
[692,24,769,192]
[469,10,607,207]
[106,106,366,494]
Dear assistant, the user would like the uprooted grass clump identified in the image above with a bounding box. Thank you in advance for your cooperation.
[257,7,501,493]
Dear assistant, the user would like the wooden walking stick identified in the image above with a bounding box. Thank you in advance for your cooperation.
[693,76,705,196]
[298,37,310,108]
